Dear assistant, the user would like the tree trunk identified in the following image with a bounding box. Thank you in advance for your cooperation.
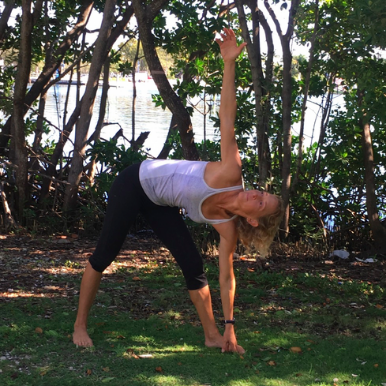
[157,115,179,159]
[63,0,118,213]
[10,0,34,220]
[29,89,48,175]
[313,75,334,179]
[280,44,293,237]
[39,102,82,205]
[132,0,199,161]
[259,9,274,185]
[264,0,300,237]
[39,5,135,205]
[88,56,111,184]
[131,38,141,142]
[360,116,386,251]
[236,0,267,187]
[0,181,17,229]
[157,47,208,160]
[0,0,94,155]
[292,0,320,191]
[0,0,16,46]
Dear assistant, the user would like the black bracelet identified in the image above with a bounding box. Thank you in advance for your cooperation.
[224,318,235,325]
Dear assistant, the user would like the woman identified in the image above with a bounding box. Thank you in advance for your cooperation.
[73,28,283,354]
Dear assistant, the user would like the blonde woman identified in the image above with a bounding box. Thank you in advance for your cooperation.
[73,28,283,354]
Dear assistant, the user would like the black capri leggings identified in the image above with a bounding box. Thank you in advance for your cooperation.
[89,162,208,290]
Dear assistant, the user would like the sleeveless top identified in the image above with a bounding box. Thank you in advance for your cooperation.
[139,159,243,224]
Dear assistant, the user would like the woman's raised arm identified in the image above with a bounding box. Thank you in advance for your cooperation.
[215,29,247,174]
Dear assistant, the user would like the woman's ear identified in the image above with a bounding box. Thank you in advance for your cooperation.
[247,217,259,227]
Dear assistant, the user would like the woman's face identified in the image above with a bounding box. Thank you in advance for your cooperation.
[237,190,279,226]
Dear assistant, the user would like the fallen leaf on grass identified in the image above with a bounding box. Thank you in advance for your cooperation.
[40,366,50,377]
[35,327,43,334]
[102,367,110,372]
[46,330,60,337]
[267,361,276,366]
[102,377,115,383]
[86,369,92,375]
[375,304,383,309]
[125,348,139,359]
[155,366,163,373]
[132,277,141,281]
[289,347,302,354]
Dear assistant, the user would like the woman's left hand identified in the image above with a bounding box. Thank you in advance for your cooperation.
[222,327,245,354]
[215,28,247,62]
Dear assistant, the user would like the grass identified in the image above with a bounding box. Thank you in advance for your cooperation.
[0,239,385,386]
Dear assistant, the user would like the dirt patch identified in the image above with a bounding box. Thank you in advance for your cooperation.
[0,233,385,299]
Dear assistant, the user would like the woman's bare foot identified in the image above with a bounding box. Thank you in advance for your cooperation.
[205,333,245,354]
[73,325,93,347]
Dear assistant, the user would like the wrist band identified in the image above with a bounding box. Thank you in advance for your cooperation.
[224,318,235,325]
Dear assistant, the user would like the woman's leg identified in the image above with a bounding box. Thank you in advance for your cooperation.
[142,206,225,347]
[88,165,143,272]
[73,164,142,347]
[73,262,102,346]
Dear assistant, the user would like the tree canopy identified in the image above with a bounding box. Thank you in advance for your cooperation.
[0,0,385,255]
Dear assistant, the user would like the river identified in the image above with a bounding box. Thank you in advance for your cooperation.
[44,79,218,158]
[11,79,342,157]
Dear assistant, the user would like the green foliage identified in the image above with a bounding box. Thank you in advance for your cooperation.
[1,0,386,253]
[87,139,147,175]
[0,66,16,116]
[85,139,147,201]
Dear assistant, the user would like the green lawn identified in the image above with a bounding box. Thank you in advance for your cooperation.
[0,237,385,385]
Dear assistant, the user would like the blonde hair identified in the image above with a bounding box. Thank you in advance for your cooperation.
[237,195,284,257]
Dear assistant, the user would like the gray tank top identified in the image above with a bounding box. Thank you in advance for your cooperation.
[139,159,243,224]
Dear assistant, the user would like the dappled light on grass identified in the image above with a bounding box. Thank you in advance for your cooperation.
[0,288,67,298]
[1,235,385,385]
[120,344,199,359]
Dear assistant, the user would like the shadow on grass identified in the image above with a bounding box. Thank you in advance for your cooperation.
[1,297,385,386]
[0,235,385,385]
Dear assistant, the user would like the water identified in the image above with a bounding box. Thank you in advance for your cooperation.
[43,80,218,157]
[13,80,344,156]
